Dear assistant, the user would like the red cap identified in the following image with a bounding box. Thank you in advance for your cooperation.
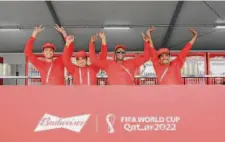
[157,48,170,56]
[42,42,56,51]
[76,51,87,58]
[115,45,126,51]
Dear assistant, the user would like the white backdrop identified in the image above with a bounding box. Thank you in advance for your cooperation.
[210,56,225,75]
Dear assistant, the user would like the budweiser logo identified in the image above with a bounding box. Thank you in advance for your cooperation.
[34,113,91,132]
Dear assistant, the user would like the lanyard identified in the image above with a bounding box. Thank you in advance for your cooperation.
[160,67,169,83]
[79,67,90,85]
[119,64,135,85]
[46,63,53,83]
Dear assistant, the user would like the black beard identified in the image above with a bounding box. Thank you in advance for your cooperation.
[116,58,124,61]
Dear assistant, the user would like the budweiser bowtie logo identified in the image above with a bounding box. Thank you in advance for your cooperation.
[34,113,91,132]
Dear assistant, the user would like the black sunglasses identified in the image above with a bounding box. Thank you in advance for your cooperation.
[116,51,125,54]
[76,57,87,60]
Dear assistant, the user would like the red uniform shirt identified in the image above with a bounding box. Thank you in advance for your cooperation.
[24,37,65,85]
[62,42,108,85]
[89,42,150,85]
[150,43,193,85]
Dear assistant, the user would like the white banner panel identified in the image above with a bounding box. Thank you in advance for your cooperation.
[210,57,225,75]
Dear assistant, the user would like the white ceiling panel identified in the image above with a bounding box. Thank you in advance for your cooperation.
[167,27,225,50]
[0,28,64,52]
[66,27,167,52]
[175,1,220,25]
[0,1,54,26]
[205,1,225,23]
[0,1,224,52]
[53,1,177,25]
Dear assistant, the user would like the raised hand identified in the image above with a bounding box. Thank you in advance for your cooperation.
[146,26,156,38]
[189,28,198,45]
[90,34,98,43]
[54,24,67,38]
[141,33,149,42]
[99,32,106,39]
[98,32,107,45]
[189,28,198,37]
[32,25,45,38]
[54,24,65,33]
[65,35,75,47]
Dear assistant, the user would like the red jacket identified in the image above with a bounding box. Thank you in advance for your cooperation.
[150,43,193,85]
[62,42,108,85]
[89,42,150,85]
[24,37,65,85]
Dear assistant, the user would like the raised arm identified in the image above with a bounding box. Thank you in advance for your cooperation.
[146,26,158,63]
[175,28,198,66]
[24,25,45,68]
[89,35,109,70]
[131,39,150,67]
[62,35,77,75]
[54,24,68,62]
[98,32,108,60]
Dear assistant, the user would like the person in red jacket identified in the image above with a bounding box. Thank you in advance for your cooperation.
[24,25,67,85]
[62,32,108,85]
[146,26,198,85]
[89,33,150,85]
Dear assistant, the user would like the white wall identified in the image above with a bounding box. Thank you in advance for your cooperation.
[0,53,26,85]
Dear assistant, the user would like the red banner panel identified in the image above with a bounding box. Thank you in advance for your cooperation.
[0,86,225,142]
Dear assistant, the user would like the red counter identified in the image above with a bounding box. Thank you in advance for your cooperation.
[0,57,3,85]
[0,86,225,142]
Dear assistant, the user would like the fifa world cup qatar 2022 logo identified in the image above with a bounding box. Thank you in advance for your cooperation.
[106,114,181,133]
[106,114,116,134]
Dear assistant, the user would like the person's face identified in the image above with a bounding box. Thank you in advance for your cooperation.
[43,48,54,59]
[77,57,87,67]
[159,53,170,65]
[115,48,126,61]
